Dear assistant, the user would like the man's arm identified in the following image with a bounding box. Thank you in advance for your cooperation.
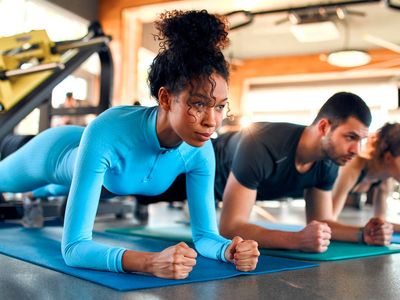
[220,172,331,252]
[306,187,393,245]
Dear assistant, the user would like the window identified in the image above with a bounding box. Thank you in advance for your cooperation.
[244,73,400,131]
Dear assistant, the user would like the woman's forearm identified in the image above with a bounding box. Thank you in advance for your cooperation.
[122,250,154,273]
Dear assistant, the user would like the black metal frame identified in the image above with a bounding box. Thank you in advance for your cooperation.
[0,24,113,140]
[225,0,384,30]
[386,0,400,10]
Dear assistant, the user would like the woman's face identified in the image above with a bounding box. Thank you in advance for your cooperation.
[168,73,228,147]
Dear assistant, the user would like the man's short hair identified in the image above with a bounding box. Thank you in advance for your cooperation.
[66,92,73,98]
[312,92,372,128]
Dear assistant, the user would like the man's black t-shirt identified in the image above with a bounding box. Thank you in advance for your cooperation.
[213,122,339,200]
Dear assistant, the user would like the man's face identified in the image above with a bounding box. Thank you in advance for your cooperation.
[321,116,369,166]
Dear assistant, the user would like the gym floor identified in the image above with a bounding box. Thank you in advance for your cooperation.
[1,199,400,299]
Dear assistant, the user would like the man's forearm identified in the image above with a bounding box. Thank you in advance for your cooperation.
[323,220,361,242]
[221,222,300,250]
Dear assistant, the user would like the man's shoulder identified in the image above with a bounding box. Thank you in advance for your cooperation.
[252,121,303,133]
[243,122,304,154]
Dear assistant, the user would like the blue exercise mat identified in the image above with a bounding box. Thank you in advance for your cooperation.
[393,233,400,244]
[0,227,318,291]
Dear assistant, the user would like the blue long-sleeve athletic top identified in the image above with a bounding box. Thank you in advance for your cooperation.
[0,105,231,272]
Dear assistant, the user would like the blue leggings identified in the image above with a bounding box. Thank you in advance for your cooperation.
[0,126,82,196]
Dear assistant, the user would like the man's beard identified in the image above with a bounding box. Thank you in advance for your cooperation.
[321,135,353,166]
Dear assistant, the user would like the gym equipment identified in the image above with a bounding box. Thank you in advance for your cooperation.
[0,30,61,112]
[0,134,34,160]
[0,226,318,291]
[0,22,113,140]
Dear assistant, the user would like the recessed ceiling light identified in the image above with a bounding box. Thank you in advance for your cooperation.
[327,49,371,67]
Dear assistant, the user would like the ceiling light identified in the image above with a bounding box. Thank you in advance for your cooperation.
[327,49,371,67]
[290,21,340,43]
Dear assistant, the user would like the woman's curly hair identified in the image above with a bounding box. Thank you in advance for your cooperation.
[375,122,400,159]
[148,10,230,102]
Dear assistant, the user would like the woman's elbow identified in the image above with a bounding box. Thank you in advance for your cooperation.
[61,241,80,267]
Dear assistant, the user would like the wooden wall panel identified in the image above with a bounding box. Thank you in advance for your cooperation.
[229,49,400,115]
[99,0,172,40]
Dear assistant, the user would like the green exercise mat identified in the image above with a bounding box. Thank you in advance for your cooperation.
[253,221,400,260]
[107,225,193,243]
[260,242,400,261]
[106,222,302,243]
[108,223,400,261]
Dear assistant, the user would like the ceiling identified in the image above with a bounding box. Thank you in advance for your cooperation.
[137,0,400,61]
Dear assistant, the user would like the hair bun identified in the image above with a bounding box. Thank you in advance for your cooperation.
[148,10,230,100]
[155,10,229,53]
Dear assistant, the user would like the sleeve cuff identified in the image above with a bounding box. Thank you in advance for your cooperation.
[219,240,232,262]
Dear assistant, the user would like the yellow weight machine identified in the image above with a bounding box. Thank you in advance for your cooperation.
[0,30,62,112]
[0,22,113,141]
